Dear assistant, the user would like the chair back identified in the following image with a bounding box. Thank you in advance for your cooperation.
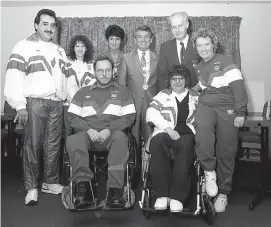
[262,101,271,118]
[4,101,16,115]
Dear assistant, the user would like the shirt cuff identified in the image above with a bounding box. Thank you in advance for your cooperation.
[16,104,26,111]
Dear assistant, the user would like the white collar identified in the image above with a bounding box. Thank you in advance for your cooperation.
[172,89,188,102]
[137,49,150,57]
[176,34,189,49]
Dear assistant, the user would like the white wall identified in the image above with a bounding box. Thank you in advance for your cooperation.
[1,1,271,111]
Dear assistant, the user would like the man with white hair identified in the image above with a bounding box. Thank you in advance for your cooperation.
[157,12,200,92]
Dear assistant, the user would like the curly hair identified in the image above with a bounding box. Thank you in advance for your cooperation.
[105,25,125,41]
[68,35,93,63]
[167,65,191,88]
[191,27,219,48]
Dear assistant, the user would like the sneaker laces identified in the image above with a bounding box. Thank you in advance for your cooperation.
[205,171,216,181]
[216,193,227,201]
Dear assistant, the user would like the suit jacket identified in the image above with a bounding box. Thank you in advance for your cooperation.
[118,50,158,143]
[157,38,201,92]
[118,50,158,115]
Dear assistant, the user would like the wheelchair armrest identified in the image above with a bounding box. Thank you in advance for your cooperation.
[123,127,134,142]
[147,122,155,128]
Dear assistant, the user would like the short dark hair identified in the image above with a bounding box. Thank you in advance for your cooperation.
[93,56,114,71]
[105,25,125,41]
[168,65,191,88]
[34,9,58,31]
[68,35,93,63]
[134,25,153,38]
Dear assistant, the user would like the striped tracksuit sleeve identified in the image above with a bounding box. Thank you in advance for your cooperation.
[108,89,136,132]
[4,41,27,111]
[224,65,248,117]
[68,89,91,132]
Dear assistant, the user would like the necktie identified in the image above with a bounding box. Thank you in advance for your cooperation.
[141,52,146,67]
[141,52,147,81]
[180,42,185,62]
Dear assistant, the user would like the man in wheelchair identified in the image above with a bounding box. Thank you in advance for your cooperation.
[145,65,198,212]
[65,56,136,209]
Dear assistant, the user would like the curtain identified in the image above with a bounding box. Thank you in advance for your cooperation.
[58,16,242,67]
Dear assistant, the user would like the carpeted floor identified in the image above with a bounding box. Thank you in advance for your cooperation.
[1,161,271,227]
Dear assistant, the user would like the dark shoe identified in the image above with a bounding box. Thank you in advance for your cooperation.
[106,187,125,208]
[74,181,94,209]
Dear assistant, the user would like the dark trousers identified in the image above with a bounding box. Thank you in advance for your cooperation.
[23,98,63,190]
[195,103,238,195]
[63,105,72,137]
[132,98,152,146]
[66,130,129,189]
[150,132,194,202]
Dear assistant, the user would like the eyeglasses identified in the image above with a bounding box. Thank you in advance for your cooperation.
[96,68,112,74]
[170,76,184,82]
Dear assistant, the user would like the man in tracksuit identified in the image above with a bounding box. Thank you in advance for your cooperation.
[192,28,248,212]
[65,56,136,209]
[4,9,70,205]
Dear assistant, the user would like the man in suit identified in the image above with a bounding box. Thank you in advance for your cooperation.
[157,12,201,92]
[118,25,158,145]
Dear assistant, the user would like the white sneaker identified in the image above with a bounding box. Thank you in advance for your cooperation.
[214,194,228,212]
[25,189,38,205]
[204,171,218,197]
[154,197,169,210]
[170,199,183,212]
[41,183,63,194]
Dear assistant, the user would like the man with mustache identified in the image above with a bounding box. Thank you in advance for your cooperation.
[4,9,70,205]
[157,12,201,92]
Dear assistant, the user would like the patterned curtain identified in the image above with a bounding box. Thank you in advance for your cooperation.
[58,16,242,67]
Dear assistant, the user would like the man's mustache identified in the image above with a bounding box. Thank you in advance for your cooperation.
[45,31,53,34]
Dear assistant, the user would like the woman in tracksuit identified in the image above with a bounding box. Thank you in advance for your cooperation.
[146,65,198,212]
[192,28,248,212]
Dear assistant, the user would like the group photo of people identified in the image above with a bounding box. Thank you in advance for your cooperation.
[1,3,270,227]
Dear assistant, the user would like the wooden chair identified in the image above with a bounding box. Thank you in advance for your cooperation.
[1,101,24,176]
[238,101,271,160]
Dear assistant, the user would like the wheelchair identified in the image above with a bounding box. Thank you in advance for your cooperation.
[139,149,216,225]
[61,128,140,216]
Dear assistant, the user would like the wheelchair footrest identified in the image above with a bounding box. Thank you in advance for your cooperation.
[75,204,101,212]
[140,206,199,215]
[174,208,199,216]
[97,199,131,210]
[140,207,160,212]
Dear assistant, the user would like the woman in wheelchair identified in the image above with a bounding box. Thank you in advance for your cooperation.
[64,56,136,210]
[145,65,198,212]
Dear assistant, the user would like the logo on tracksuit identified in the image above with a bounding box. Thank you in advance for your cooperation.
[227,109,234,115]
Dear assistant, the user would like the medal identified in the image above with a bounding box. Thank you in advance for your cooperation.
[142,84,148,90]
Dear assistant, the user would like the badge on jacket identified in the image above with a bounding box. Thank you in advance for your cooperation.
[192,60,198,69]
[111,90,118,99]
[213,62,221,72]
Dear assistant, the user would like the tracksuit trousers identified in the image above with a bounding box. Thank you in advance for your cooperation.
[66,130,129,189]
[150,133,194,202]
[23,98,63,190]
[195,103,238,195]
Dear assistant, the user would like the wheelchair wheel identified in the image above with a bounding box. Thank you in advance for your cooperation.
[202,196,216,225]
[130,138,141,189]
[62,149,71,186]
[62,164,70,186]
[123,186,136,208]
[142,190,151,219]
